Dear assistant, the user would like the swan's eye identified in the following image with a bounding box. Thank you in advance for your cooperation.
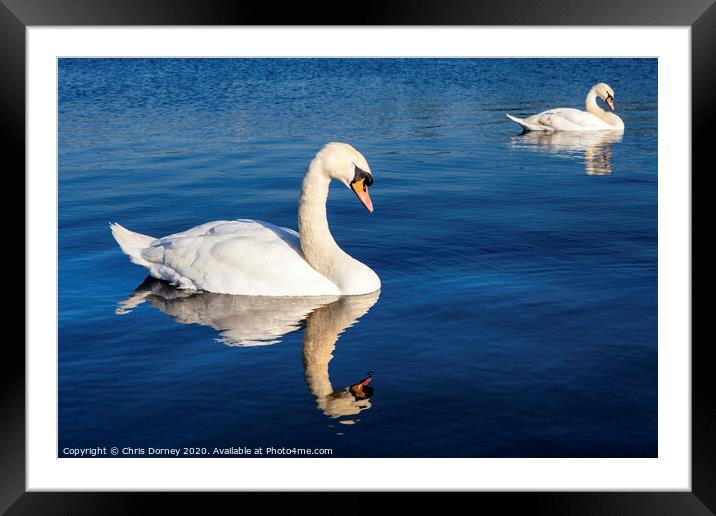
[352,165,373,187]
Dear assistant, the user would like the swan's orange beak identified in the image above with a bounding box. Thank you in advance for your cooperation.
[606,96,615,111]
[351,178,374,213]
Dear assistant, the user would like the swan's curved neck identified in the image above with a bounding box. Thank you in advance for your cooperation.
[298,158,349,282]
[585,88,608,120]
[585,88,624,130]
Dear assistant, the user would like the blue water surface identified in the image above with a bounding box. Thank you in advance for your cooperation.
[58,58,657,458]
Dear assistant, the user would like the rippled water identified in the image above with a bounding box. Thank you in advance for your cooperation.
[59,58,657,457]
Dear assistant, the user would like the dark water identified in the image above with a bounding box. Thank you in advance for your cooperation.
[58,58,657,458]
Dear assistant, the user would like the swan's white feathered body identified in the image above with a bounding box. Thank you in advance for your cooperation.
[507,83,624,132]
[506,108,617,132]
[110,143,381,297]
[111,220,342,296]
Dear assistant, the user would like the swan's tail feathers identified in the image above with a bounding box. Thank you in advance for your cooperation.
[506,114,524,125]
[506,113,546,132]
[109,222,155,267]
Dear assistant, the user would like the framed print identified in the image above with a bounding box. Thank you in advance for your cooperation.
[5,0,714,513]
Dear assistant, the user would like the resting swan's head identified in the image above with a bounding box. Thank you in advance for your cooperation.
[314,142,375,213]
[593,82,616,111]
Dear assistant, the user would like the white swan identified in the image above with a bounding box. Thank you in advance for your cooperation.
[506,83,624,132]
[110,142,381,296]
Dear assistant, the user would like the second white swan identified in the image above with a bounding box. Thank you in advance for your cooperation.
[110,142,381,296]
[506,82,624,132]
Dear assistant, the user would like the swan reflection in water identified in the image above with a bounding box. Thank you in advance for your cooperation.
[510,130,623,175]
[117,278,380,421]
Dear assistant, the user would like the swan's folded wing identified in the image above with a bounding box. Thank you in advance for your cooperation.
[532,108,609,131]
[139,219,341,296]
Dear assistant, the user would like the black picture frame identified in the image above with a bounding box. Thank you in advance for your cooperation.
[4,0,713,513]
